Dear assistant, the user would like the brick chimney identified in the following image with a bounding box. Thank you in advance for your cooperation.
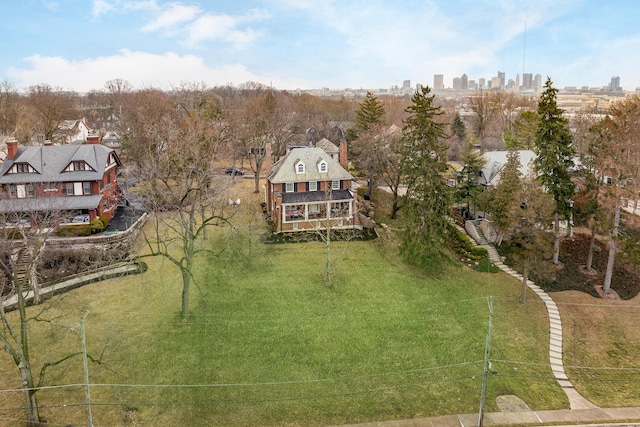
[86,135,100,145]
[263,143,273,177]
[6,138,18,160]
[339,140,348,170]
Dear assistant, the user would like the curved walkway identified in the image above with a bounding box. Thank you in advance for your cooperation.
[479,241,597,410]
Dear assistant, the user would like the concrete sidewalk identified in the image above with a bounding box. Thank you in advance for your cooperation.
[341,406,640,426]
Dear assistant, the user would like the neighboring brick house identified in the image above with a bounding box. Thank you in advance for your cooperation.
[265,141,361,233]
[0,136,122,227]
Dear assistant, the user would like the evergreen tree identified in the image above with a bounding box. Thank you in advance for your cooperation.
[506,176,556,303]
[534,77,576,265]
[354,91,386,132]
[351,91,387,195]
[454,139,485,218]
[488,150,522,245]
[451,112,467,141]
[504,110,539,150]
[399,86,451,270]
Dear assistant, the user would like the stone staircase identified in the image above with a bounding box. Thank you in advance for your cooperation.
[10,244,31,291]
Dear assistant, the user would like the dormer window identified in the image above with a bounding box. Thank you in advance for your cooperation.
[296,161,305,174]
[11,163,34,174]
[64,161,94,172]
[318,160,328,173]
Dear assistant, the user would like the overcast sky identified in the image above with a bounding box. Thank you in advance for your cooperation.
[1,0,639,93]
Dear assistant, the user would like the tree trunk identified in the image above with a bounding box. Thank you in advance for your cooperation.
[391,189,400,219]
[586,221,597,272]
[520,266,529,303]
[29,263,40,305]
[603,204,620,295]
[181,267,191,315]
[552,212,560,265]
[20,365,40,426]
[324,227,331,285]
[16,278,40,425]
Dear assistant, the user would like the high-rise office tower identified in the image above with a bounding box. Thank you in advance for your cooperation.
[461,74,468,91]
[523,73,533,90]
[433,74,444,90]
[610,76,621,91]
[452,77,462,91]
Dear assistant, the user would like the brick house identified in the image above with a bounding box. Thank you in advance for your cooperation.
[265,141,361,233]
[0,136,122,227]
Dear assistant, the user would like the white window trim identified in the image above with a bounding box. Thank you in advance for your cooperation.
[296,161,305,174]
[285,182,294,192]
[331,180,340,190]
[318,161,328,173]
[309,181,318,191]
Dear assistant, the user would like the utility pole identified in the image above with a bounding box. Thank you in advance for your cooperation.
[478,297,493,427]
[80,312,93,427]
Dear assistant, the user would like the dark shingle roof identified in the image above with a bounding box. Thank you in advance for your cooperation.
[268,147,352,183]
[281,189,353,204]
[0,144,119,184]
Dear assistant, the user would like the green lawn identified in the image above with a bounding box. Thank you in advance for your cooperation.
[0,184,569,426]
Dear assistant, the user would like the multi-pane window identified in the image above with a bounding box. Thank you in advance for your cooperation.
[66,183,74,195]
[73,161,86,171]
[308,181,318,191]
[285,182,294,192]
[296,162,305,174]
[16,163,29,173]
[26,184,35,198]
[319,161,327,173]
[331,180,340,190]
[83,182,91,195]
[8,185,17,198]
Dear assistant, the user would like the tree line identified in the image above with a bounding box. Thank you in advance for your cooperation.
[1,76,640,425]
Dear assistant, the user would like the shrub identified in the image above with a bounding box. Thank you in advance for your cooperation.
[91,217,105,233]
[56,225,91,237]
[99,215,110,229]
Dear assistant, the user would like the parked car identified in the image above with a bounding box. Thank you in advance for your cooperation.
[225,167,245,176]
[72,214,90,223]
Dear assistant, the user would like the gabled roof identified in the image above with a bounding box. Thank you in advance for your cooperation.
[480,150,536,186]
[0,143,120,184]
[268,147,353,184]
[315,138,339,154]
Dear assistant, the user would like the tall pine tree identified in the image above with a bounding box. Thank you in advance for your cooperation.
[399,86,451,270]
[352,91,386,195]
[454,140,485,219]
[534,77,576,265]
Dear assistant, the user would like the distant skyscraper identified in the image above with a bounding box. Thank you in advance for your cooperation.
[461,74,468,91]
[515,73,520,91]
[433,74,444,90]
[498,71,506,89]
[523,73,533,90]
[478,78,486,89]
[452,77,462,91]
[534,74,542,91]
[610,76,621,91]
[402,80,411,89]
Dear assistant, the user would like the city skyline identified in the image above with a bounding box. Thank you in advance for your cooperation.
[1,1,640,93]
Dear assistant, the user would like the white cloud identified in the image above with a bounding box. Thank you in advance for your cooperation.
[92,0,115,16]
[42,1,59,12]
[184,12,264,49]
[6,51,304,92]
[141,3,202,32]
